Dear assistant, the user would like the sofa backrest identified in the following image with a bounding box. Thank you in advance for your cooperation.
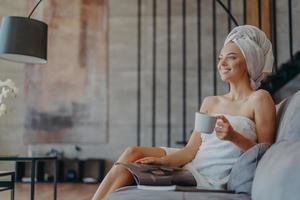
[252,90,300,200]
[275,90,300,143]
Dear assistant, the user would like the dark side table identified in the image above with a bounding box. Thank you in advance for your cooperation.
[0,171,15,200]
[0,155,57,200]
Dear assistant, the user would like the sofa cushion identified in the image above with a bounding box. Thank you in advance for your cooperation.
[275,90,300,142]
[227,143,270,194]
[252,140,300,200]
[106,186,251,200]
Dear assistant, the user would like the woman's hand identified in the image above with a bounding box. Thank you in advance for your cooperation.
[215,115,236,141]
[135,157,165,165]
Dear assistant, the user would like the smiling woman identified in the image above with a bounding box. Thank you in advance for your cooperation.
[92,25,276,200]
[218,42,248,83]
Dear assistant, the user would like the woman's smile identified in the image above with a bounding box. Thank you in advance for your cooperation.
[220,68,231,74]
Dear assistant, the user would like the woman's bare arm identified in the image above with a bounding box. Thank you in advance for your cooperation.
[136,97,214,167]
[218,90,276,152]
[135,131,202,167]
[160,97,216,166]
[252,90,276,144]
[160,132,202,167]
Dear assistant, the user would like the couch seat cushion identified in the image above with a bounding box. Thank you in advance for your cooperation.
[106,186,251,200]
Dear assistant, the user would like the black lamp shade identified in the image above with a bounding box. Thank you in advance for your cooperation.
[0,16,47,64]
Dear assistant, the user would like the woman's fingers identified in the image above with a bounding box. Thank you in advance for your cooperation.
[135,158,148,163]
[215,115,230,130]
[216,115,229,123]
[135,157,156,164]
[215,120,224,131]
[214,115,235,141]
[135,157,164,165]
[216,121,223,127]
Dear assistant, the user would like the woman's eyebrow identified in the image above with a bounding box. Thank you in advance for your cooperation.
[226,52,237,56]
[219,52,237,57]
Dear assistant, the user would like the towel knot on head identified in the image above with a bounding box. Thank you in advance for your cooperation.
[224,25,274,90]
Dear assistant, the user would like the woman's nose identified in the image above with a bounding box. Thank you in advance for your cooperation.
[218,58,227,67]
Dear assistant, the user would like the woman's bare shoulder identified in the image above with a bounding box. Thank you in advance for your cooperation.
[202,96,221,105]
[249,89,274,104]
[200,96,221,112]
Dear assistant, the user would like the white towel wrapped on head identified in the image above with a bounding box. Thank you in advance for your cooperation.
[224,25,274,90]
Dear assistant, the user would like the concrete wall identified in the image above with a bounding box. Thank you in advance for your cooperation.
[0,0,299,174]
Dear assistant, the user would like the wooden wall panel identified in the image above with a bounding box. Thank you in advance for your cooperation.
[261,0,271,39]
[246,0,271,38]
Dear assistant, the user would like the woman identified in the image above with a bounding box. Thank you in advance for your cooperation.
[92,25,276,200]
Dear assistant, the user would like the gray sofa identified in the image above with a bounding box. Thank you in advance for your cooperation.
[106,90,300,200]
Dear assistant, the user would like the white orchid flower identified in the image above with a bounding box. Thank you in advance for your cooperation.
[6,79,18,95]
[0,104,7,116]
[0,78,18,117]
[1,87,10,98]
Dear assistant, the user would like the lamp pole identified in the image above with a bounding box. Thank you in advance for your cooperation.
[28,0,44,19]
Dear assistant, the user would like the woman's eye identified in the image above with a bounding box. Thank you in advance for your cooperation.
[227,56,236,60]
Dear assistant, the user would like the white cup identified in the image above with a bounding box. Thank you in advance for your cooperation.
[194,112,217,134]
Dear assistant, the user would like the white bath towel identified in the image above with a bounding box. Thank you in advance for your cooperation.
[161,114,257,189]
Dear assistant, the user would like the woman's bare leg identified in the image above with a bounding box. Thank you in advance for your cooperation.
[92,146,166,200]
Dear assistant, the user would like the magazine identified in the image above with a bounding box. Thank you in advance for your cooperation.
[115,162,233,193]
[116,162,196,188]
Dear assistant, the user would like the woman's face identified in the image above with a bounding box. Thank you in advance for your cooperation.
[217,42,248,82]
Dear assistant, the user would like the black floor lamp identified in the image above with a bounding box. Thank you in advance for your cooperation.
[0,0,47,64]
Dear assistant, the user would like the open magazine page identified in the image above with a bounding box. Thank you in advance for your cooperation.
[137,185,177,191]
[115,162,196,186]
[116,162,234,193]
